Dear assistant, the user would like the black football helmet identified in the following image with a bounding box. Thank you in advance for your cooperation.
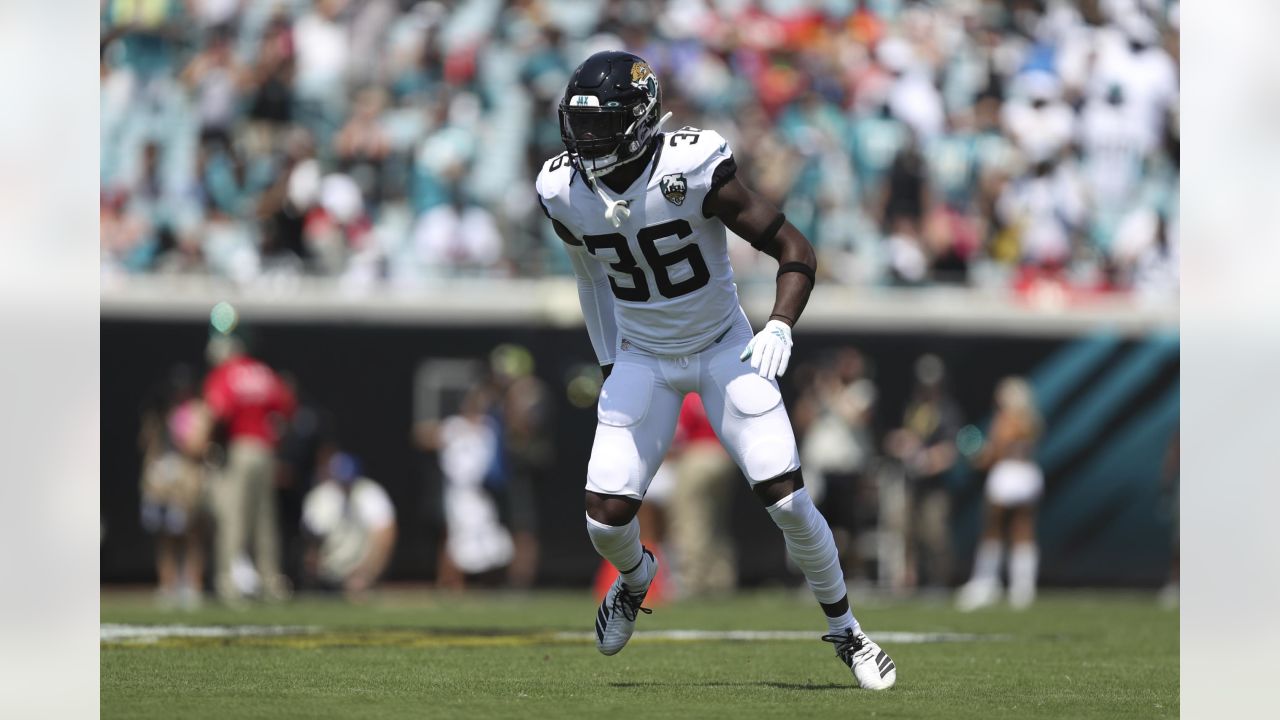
[559,51,664,179]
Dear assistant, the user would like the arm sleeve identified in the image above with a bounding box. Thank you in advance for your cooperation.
[566,244,618,366]
[537,162,616,365]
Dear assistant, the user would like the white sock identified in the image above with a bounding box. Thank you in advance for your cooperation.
[971,538,1003,585]
[826,610,859,637]
[586,515,651,589]
[765,488,858,630]
[1009,543,1038,595]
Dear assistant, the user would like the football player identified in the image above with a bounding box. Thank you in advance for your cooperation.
[536,51,896,690]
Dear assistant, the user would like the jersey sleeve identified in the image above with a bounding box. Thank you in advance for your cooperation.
[535,152,618,366]
[566,247,618,365]
[664,128,737,218]
[535,152,575,225]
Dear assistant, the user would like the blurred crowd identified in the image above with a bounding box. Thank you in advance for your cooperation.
[135,325,1179,609]
[791,352,1047,606]
[136,332,553,606]
[101,0,1179,297]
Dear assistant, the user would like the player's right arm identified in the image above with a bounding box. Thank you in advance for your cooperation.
[537,159,618,379]
[558,220,618,379]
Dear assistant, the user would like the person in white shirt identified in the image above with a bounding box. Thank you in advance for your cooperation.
[413,189,504,273]
[414,387,515,588]
[293,0,351,123]
[1088,11,1177,156]
[302,452,398,599]
[1002,71,1075,166]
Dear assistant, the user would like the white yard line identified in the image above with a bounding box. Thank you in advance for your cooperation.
[102,624,1005,644]
[553,630,1006,643]
[100,624,315,642]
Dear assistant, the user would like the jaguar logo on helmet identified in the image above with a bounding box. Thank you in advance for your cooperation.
[660,173,687,206]
[630,61,658,101]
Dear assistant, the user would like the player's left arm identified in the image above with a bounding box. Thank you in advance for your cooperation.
[705,175,816,379]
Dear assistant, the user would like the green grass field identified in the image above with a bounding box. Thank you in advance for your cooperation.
[101,589,1177,719]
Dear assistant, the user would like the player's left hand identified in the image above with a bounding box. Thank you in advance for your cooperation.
[740,319,793,380]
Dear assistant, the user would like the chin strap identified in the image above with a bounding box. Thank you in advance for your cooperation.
[593,183,631,228]
[588,112,675,228]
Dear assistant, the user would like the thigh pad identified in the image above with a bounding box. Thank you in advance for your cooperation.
[597,364,655,428]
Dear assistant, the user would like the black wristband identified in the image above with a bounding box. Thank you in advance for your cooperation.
[777,261,816,286]
[750,213,787,251]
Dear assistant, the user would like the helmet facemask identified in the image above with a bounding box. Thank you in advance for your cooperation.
[559,93,659,179]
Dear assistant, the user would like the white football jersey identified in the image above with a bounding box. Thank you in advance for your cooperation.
[537,128,742,357]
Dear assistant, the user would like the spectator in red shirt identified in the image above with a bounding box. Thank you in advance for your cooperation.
[667,394,738,597]
[203,333,296,604]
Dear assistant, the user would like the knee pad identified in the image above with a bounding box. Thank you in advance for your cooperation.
[743,438,800,483]
[586,430,645,499]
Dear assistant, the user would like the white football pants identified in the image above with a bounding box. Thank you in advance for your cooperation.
[586,313,801,499]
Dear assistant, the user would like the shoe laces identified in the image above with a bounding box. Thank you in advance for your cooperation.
[821,629,868,666]
[610,585,652,623]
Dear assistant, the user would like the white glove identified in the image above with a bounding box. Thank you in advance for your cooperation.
[740,319,793,380]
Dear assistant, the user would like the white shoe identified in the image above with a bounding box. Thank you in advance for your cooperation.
[595,548,655,656]
[956,578,1001,612]
[1009,583,1036,610]
[823,628,896,690]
